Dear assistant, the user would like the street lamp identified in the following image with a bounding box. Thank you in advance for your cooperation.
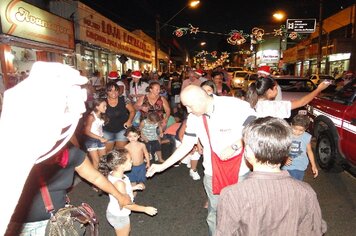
[273,11,286,71]
[155,0,200,72]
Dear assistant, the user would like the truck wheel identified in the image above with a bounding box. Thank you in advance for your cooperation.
[316,130,342,172]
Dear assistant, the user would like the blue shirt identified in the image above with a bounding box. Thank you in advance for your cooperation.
[283,132,311,171]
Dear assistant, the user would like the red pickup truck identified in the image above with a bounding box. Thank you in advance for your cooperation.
[307,79,356,174]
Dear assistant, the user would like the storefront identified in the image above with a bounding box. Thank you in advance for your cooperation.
[72,2,153,80]
[0,0,75,89]
[328,53,351,77]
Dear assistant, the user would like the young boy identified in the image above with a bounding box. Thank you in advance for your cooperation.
[216,117,326,236]
[282,114,318,180]
[125,127,150,189]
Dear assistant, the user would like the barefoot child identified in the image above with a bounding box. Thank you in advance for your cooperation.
[83,98,108,169]
[99,149,157,236]
[125,127,150,189]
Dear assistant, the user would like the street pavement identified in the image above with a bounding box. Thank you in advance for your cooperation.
[69,154,356,236]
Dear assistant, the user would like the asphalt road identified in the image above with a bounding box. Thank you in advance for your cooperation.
[69,154,356,236]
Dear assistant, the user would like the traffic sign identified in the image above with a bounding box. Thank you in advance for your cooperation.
[286,19,316,33]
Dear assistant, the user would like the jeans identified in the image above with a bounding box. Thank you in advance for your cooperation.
[203,175,218,236]
[6,219,48,236]
[203,172,250,236]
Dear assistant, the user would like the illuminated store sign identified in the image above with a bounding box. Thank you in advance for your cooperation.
[0,0,74,49]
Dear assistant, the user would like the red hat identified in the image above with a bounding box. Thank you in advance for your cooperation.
[346,71,353,76]
[194,69,204,77]
[108,71,118,80]
[132,70,142,78]
[257,65,271,75]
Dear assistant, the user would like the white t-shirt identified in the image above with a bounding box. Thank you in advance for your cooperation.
[129,80,148,102]
[107,173,134,216]
[184,95,256,176]
[255,100,291,118]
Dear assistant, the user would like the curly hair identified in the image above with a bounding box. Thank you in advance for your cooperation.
[98,149,129,177]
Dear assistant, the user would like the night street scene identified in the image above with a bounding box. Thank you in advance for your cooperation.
[0,0,355,236]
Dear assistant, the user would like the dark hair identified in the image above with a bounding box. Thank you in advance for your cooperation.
[201,80,217,95]
[246,76,276,108]
[243,117,292,165]
[146,81,160,93]
[98,149,129,177]
[211,71,223,78]
[147,111,161,123]
[291,114,310,129]
[233,88,246,99]
[106,81,119,92]
[125,126,141,137]
[92,98,109,124]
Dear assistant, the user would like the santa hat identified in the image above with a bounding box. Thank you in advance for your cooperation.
[108,71,118,80]
[132,71,142,79]
[257,65,271,75]
[345,71,353,76]
[194,69,204,77]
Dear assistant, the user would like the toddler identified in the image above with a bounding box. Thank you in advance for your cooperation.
[125,127,150,189]
[99,149,157,236]
[139,112,164,163]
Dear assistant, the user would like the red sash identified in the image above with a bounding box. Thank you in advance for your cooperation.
[203,116,243,194]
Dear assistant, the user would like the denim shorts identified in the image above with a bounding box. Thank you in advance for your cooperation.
[6,219,49,236]
[84,137,106,151]
[103,129,128,143]
[106,212,130,229]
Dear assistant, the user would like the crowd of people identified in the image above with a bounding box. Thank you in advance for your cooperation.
[4,61,356,235]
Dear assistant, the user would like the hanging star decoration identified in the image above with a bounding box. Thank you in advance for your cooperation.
[251,27,265,43]
[188,24,199,34]
[173,27,189,37]
[273,28,283,37]
[227,30,247,45]
[172,24,303,43]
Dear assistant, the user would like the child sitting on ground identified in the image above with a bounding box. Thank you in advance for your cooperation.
[282,114,318,180]
[216,117,326,235]
[125,127,150,190]
[139,111,164,163]
[99,149,157,236]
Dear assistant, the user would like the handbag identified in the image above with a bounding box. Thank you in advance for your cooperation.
[40,179,99,236]
[202,116,244,194]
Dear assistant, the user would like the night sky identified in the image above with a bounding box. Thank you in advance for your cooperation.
[81,0,355,53]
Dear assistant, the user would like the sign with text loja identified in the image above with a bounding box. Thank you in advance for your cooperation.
[77,2,152,62]
[286,19,316,33]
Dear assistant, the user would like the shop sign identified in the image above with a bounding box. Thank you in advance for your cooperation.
[260,50,279,64]
[78,2,152,62]
[0,0,74,49]
[286,19,316,33]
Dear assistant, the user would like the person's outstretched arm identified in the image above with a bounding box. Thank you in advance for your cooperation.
[291,81,330,109]
[75,157,132,207]
[146,139,195,177]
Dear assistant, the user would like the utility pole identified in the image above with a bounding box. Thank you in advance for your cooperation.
[317,0,323,74]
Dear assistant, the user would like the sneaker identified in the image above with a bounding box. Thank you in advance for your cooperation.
[189,169,201,180]
[149,154,153,160]
[154,153,158,162]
